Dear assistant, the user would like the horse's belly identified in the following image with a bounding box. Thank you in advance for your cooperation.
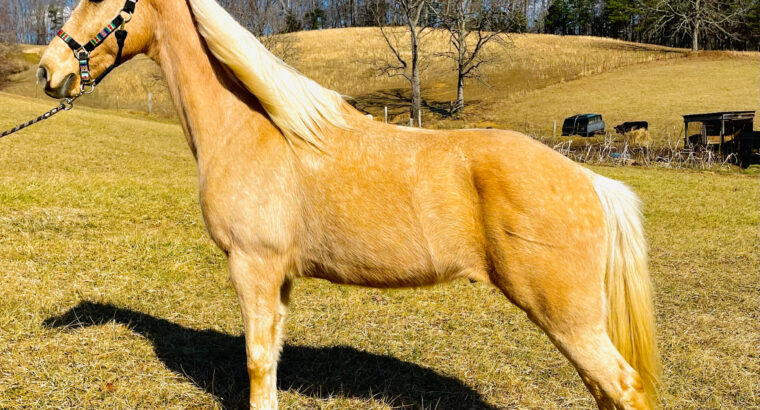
[299,228,436,287]
[299,141,490,287]
[303,259,444,287]
[300,214,489,287]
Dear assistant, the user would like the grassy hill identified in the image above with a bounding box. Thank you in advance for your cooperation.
[465,53,760,137]
[5,28,757,140]
[0,91,757,408]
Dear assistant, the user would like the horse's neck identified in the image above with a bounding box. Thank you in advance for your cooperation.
[147,0,279,165]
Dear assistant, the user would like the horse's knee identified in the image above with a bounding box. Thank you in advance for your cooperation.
[247,343,278,409]
[247,343,275,380]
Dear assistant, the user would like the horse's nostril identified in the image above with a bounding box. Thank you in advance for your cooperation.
[61,73,76,93]
[40,71,76,99]
[36,66,49,88]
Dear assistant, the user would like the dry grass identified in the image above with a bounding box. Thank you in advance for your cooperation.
[0,92,757,408]
[0,43,28,83]
[285,29,686,101]
[5,29,757,144]
[452,55,760,138]
[4,28,756,143]
[3,29,695,125]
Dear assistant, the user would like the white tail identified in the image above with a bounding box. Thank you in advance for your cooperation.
[187,0,348,147]
[591,173,661,407]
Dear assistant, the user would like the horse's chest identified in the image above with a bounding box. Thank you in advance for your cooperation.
[198,172,298,253]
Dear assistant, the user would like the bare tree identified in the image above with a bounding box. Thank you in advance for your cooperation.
[261,33,299,61]
[0,1,22,84]
[0,0,15,44]
[642,0,747,51]
[222,0,299,61]
[435,0,511,114]
[376,0,432,121]
[224,0,279,36]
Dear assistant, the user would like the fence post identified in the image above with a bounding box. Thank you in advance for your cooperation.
[409,118,413,127]
[384,106,388,123]
[147,92,152,115]
[418,110,422,127]
[553,120,557,139]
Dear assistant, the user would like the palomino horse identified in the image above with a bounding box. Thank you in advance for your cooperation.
[38,0,660,408]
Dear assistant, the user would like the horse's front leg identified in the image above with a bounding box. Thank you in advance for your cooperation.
[228,250,292,409]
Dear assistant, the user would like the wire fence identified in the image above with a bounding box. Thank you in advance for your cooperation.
[533,132,753,170]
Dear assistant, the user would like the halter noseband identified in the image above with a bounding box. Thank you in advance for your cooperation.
[56,0,138,93]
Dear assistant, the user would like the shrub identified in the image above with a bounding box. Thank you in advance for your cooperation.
[0,42,24,83]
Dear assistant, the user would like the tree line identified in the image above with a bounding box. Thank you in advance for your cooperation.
[544,0,759,51]
[0,0,72,45]
[2,0,757,51]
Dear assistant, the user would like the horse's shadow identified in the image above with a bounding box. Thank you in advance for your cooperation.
[43,301,497,409]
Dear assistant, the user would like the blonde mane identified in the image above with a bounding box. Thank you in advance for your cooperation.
[187,0,348,147]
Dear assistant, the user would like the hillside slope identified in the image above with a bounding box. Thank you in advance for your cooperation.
[3,28,757,138]
[443,54,760,136]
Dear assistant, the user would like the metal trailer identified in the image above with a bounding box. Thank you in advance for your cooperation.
[682,111,760,166]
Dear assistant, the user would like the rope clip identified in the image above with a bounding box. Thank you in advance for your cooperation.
[80,83,96,94]
[119,11,133,24]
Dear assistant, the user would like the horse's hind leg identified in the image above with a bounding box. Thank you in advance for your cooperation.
[228,250,292,409]
[493,270,649,409]
[546,322,649,409]
[488,249,650,409]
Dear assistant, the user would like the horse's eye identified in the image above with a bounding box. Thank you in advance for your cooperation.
[88,0,104,3]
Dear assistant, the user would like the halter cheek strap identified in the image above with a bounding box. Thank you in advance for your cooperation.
[56,0,138,92]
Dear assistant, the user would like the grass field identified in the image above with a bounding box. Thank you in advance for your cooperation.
[5,29,758,141]
[0,92,757,409]
[438,54,760,137]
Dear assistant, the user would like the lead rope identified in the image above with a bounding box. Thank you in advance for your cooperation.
[0,94,81,139]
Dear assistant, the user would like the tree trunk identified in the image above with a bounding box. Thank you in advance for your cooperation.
[453,71,464,114]
[692,0,700,51]
[35,4,46,45]
[452,24,466,114]
[410,59,421,121]
[348,0,354,26]
[410,30,421,122]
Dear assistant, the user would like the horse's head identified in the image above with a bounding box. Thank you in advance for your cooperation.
[38,0,153,98]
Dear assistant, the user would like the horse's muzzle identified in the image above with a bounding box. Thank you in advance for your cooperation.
[38,66,77,99]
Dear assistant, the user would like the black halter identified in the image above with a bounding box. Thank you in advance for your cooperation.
[56,0,138,93]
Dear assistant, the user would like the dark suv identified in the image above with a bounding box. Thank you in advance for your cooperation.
[562,114,605,137]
